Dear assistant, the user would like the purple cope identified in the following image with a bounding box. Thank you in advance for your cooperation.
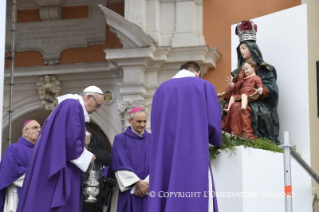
[0,137,35,211]
[149,77,222,212]
[17,99,86,212]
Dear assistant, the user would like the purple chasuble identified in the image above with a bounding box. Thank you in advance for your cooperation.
[0,137,34,211]
[17,99,86,212]
[149,77,222,212]
[111,126,151,212]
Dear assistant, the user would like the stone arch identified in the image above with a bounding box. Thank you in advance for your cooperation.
[2,95,44,130]
[90,108,120,146]
[2,94,120,146]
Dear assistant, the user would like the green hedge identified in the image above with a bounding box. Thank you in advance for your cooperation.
[209,133,283,160]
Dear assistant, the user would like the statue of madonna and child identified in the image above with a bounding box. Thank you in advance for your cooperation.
[217,20,280,144]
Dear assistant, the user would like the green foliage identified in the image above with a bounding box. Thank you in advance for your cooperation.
[209,133,283,160]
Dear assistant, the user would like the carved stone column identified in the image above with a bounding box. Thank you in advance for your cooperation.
[172,0,205,47]
[125,0,146,30]
[117,100,150,132]
[145,0,161,43]
[116,57,151,101]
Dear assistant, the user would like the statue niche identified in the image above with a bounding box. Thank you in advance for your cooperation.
[36,75,61,110]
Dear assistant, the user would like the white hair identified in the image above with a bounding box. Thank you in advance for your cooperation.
[85,131,91,137]
[22,123,29,137]
[81,92,100,97]
[129,110,147,120]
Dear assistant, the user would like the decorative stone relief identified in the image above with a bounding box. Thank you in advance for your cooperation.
[39,5,62,21]
[36,75,61,110]
[104,90,115,104]
[117,100,149,131]
[6,3,106,65]
[37,0,63,21]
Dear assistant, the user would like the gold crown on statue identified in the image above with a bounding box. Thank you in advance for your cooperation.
[235,20,257,42]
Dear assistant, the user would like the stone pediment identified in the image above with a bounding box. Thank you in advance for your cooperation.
[6,3,106,65]
[98,4,157,49]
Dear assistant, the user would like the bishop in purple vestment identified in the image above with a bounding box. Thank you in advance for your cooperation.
[149,61,222,212]
[0,120,40,212]
[17,86,104,212]
[109,108,151,212]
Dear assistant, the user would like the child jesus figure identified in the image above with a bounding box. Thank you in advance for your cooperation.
[224,60,264,112]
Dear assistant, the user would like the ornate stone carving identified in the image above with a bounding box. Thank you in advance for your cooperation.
[36,0,64,21]
[39,5,62,21]
[117,100,149,131]
[36,75,61,110]
[43,58,60,65]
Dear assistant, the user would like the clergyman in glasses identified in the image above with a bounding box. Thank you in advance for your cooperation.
[17,86,104,212]
[0,120,41,212]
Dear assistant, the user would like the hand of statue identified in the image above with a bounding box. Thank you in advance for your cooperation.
[225,76,231,84]
[217,91,226,101]
[225,77,235,90]
[256,87,263,94]
[249,89,262,101]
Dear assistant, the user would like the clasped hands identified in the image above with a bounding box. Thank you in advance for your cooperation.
[134,180,149,197]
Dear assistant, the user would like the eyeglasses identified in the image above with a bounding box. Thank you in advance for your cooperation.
[25,126,41,130]
[91,95,102,109]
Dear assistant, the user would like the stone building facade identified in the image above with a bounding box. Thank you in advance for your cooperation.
[4,1,319,192]
[3,0,221,148]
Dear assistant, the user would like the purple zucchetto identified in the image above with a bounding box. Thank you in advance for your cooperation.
[129,107,145,116]
[22,120,33,129]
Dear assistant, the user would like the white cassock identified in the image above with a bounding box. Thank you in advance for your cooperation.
[3,175,24,212]
[208,164,214,212]
[70,148,93,172]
